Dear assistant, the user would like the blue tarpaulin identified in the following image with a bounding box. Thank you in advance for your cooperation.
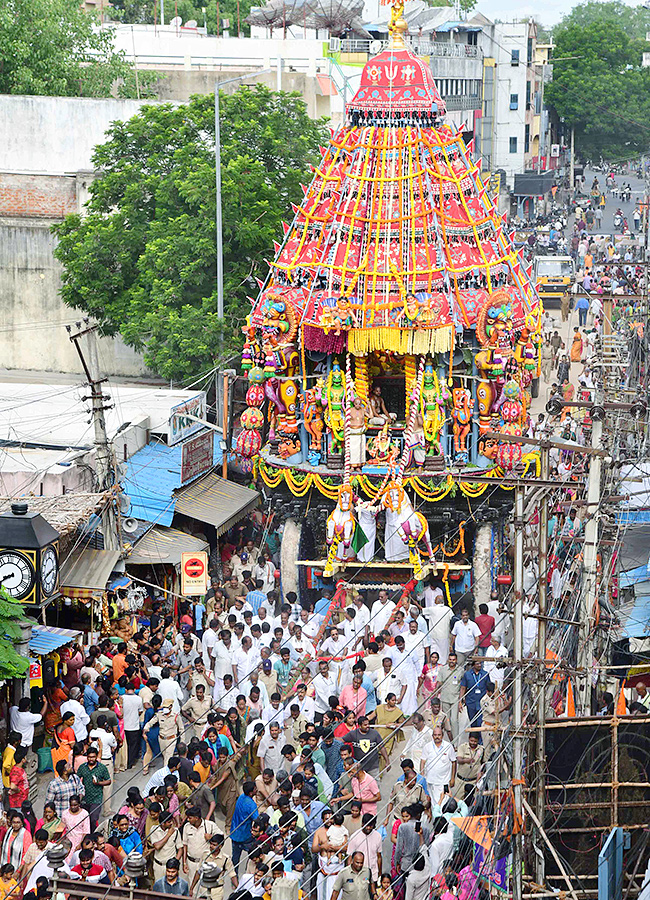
[121,438,222,526]
[29,626,81,655]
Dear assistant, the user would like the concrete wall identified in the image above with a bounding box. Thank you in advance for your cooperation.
[0,95,157,175]
[0,219,148,376]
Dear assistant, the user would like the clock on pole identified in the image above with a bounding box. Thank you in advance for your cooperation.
[0,503,60,605]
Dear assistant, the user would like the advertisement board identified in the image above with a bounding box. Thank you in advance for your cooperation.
[169,394,207,446]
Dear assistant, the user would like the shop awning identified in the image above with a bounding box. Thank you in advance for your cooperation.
[127,526,209,567]
[60,548,121,600]
[173,473,260,536]
[30,625,82,655]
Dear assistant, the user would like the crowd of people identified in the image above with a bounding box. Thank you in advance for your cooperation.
[1,536,526,900]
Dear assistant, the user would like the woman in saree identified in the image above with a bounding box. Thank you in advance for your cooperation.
[0,812,31,870]
[35,802,64,841]
[50,712,76,771]
[111,687,127,773]
[374,693,405,769]
[44,683,68,737]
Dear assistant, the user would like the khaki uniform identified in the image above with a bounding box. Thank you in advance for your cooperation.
[453,742,485,800]
[331,865,374,900]
[215,759,239,828]
[195,850,237,900]
[182,696,213,739]
[149,824,181,883]
[184,818,219,889]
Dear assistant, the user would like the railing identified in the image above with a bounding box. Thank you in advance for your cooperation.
[442,94,483,110]
[339,38,480,58]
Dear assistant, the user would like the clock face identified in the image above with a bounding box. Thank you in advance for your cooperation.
[0,552,35,600]
[41,546,59,597]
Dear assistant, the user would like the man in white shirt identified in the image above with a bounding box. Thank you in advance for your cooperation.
[10,698,45,748]
[258,722,284,771]
[158,668,184,714]
[60,688,90,741]
[348,591,370,635]
[289,625,312,661]
[428,818,454,876]
[212,630,236,693]
[291,683,316,722]
[319,628,346,679]
[311,660,339,718]
[450,609,481,668]
[298,608,321,645]
[262,693,287,727]
[420,727,456,805]
[201,619,221,669]
[233,636,261,685]
[483,634,509,688]
[401,713,432,769]
[425,595,452,665]
[121,684,144,769]
[370,590,395,635]
[375,656,405,706]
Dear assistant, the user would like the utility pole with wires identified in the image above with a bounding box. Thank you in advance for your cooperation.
[67,321,120,552]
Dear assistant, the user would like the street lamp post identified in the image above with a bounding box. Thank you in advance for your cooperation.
[214,62,279,319]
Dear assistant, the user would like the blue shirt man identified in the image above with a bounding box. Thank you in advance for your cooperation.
[246,587,267,616]
[460,662,491,733]
[230,781,258,867]
[294,789,326,837]
[83,682,99,716]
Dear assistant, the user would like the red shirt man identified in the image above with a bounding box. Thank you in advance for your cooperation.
[475,604,495,650]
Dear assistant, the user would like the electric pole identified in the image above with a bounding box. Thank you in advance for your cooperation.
[534,442,550,886]
[68,322,120,551]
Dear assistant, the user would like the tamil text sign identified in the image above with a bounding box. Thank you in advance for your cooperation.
[181,431,214,485]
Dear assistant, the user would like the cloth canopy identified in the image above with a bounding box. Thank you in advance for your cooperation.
[173,473,260,536]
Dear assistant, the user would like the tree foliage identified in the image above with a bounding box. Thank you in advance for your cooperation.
[111,0,259,36]
[546,1,650,161]
[53,87,328,380]
[0,589,29,680]
[0,0,149,97]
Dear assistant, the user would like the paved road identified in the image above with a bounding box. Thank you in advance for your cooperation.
[578,167,644,235]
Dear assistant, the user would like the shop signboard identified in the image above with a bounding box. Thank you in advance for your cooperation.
[181,431,214,485]
[169,393,206,446]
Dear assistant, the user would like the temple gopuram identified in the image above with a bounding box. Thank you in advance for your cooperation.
[235,1,542,605]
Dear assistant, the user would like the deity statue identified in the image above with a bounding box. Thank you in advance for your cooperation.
[302,381,325,465]
[324,361,346,453]
[404,413,426,468]
[367,423,399,468]
[348,396,367,472]
[451,387,473,459]
[381,481,433,577]
[324,483,357,577]
[419,360,447,453]
[367,383,397,426]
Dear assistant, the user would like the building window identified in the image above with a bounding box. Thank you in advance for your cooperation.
[527,37,533,63]
[467,31,477,45]
[509,136,518,153]
[526,80,531,110]
[525,124,530,153]
[510,93,518,110]
[511,49,520,66]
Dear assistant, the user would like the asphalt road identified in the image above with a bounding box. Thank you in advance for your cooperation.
[579,167,644,235]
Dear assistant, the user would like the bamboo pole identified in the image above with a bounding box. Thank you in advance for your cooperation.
[522,798,580,900]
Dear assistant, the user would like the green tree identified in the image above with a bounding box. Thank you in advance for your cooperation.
[0,0,149,97]
[0,589,29,681]
[546,2,650,160]
[53,87,328,380]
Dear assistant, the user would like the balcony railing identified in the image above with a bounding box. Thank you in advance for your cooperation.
[442,94,483,110]
[339,38,480,58]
